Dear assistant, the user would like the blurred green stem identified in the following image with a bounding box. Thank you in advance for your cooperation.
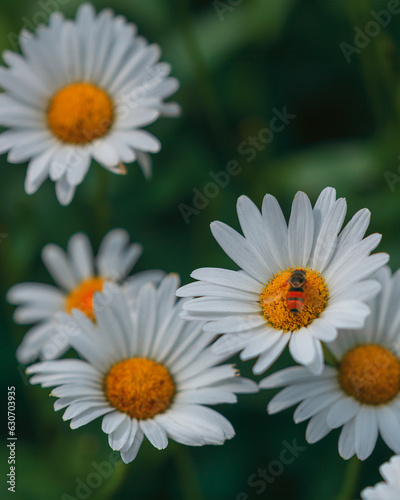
[94,166,112,236]
[323,344,339,367]
[335,456,362,500]
[174,446,204,500]
[177,0,233,154]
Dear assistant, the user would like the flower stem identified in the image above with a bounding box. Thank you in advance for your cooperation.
[94,165,111,236]
[174,446,204,500]
[323,344,339,367]
[335,456,362,500]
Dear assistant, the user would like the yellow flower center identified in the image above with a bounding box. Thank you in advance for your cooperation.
[104,358,176,419]
[65,277,105,321]
[259,268,329,332]
[339,344,400,405]
[47,82,114,144]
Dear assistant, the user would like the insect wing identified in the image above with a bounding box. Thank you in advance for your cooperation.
[262,281,289,306]
[303,281,325,309]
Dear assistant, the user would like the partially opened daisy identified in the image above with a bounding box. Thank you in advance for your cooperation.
[0,3,180,205]
[361,455,400,500]
[261,267,400,461]
[177,188,388,375]
[27,275,257,463]
[8,228,164,363]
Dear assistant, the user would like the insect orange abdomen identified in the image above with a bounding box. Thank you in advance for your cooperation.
[286,288,305,314]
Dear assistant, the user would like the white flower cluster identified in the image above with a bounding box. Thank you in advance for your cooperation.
[3,4,400,498]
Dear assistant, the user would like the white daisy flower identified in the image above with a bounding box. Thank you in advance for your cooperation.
[261,267,400,461]
[8,228,164,363]
[27,275,258,463]
[0,3,180,205]
[177,187,388,375]
[361,455,400,500]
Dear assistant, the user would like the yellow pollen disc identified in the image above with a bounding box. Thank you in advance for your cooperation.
[47,82,114,144]
[104,358,176,419]
[339,344,400,405]
[65,277,105,321]
[259,268,329,332]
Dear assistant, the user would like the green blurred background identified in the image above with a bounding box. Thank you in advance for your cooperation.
[1,0,400,498]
